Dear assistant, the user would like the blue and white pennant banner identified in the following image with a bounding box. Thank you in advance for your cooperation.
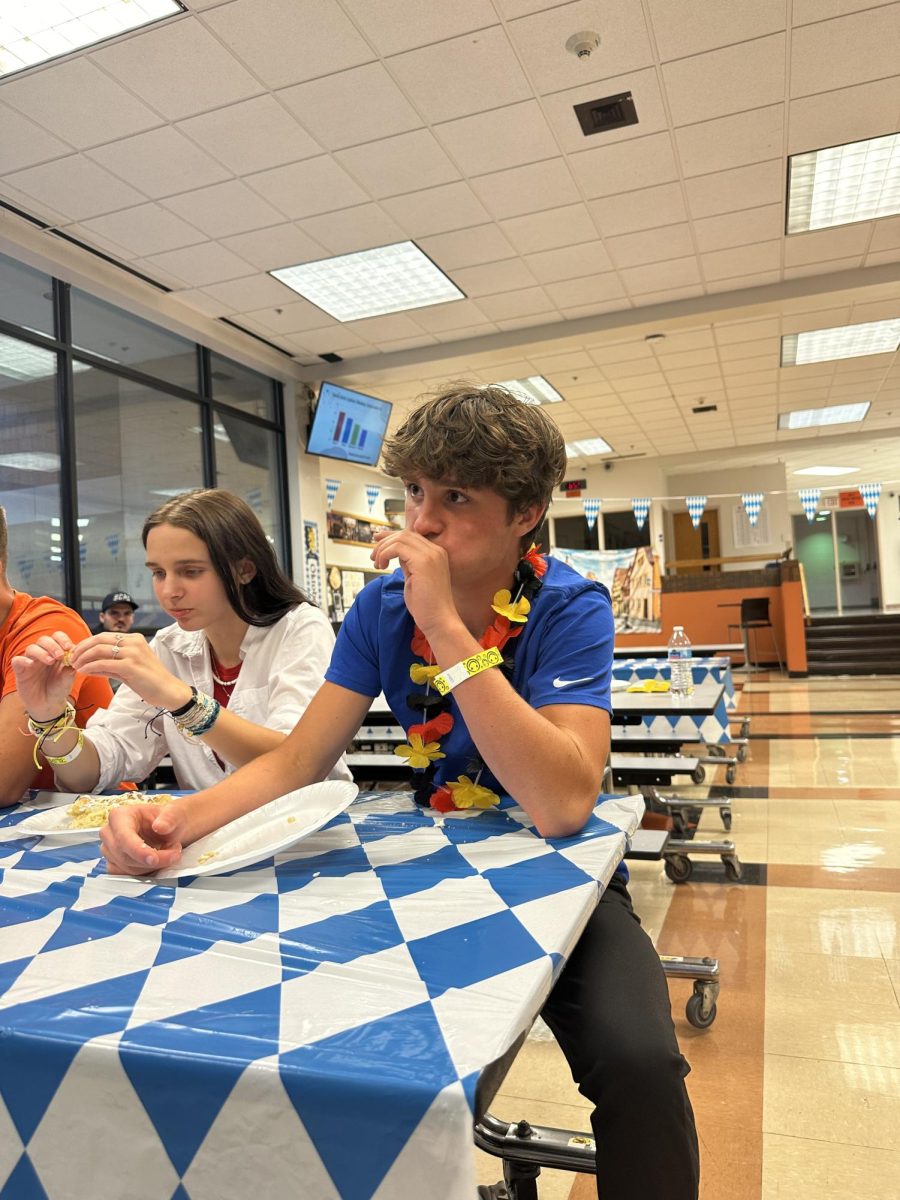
[859,482,881,518]
[583,497,601,530]
[741,492,764,527]
[685,495,707,529]
[798,488,820,522]
[325,478,341,510]
[632,497,651,529]
[365,484,381,513]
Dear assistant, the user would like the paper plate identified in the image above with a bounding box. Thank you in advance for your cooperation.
[0,792,170,843]
[146,779,359,882]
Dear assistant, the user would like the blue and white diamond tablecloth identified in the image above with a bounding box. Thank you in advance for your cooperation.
[0,789,642,1200]
[613,656,736,745]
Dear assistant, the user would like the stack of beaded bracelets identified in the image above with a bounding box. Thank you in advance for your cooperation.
[168,687,221,740]
[26,702,85,767]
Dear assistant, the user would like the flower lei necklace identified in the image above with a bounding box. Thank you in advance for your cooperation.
[395,544,547,813]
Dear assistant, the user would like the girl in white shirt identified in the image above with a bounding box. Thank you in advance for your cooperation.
[13,488,349,792]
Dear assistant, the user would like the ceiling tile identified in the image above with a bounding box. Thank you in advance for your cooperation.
[683,159,783,218]
[619,256,703,295]
[289,326,368,355]
[705,271,782,294]
[177,96,322,175]
[471,159,580,220]
[589,182,688,237]
[544,274,627,309]
[434,101,558,175]
[784,224,873,267]
[91,17,263,120]
[340,0,498,54]
[475,287,555,321]
[141,243,255,286]
[418,224,515,270]
[787,76,900,155]
[445,257,536,297]
[388,25,531,123]
[792,0,896,24]
[701,240,782,280]
[869,217,900,252]
[3,156,146,222]
[715,317,781,345]
[495,311,566,333]
[277,62,422,151]
[162,180,284,238]
[202,0,373,89]
[499,204,600,254]
[335,129,459,197]
[380,182,492,236]
[204,273,301,311]
[790,6,900,97]
[524,241,614,283]
[243,300,339,335]
[300,204,406,254]
[569,132,679,198]
[0,105,72,174]
[58,221,141,261]
[662,34,785,126]
[675,105,784,177]
[783,256,865,280]
[245,157,369,219]
[507,0,654,93]
[647,0,785,60]
[693,204,784,253]
[410,299,497,332]
[344,312,434,344]
[220,224,326,270]
[606,223,694,269]
[77,204,206,257]
[87,128,231,199]
[0,59,161,150]
[0,177,69,225]
[170,289,236,318]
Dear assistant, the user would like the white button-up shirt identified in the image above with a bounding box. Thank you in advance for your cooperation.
[87,604,351,791]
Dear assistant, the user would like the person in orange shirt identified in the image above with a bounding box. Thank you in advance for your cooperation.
[0,507,113,805]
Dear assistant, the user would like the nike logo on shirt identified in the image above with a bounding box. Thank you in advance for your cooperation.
[552,675,598,689]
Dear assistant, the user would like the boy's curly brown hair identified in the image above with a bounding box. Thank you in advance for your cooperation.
[381,383,566,527]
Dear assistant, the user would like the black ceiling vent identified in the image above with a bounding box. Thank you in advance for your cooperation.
[692,403,718,414]
[574,91,638,137]
[319,352,343,363]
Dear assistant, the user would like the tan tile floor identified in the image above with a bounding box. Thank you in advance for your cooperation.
[475,674,900,1199]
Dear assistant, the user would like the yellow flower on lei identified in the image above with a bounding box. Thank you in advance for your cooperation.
[447,775,500,810]
[394,732,445,770]
[409,663,441,686]
[491,589,530,623]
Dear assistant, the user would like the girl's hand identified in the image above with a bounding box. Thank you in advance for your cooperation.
[100,801,189,875]
[69,633,192,711]
[10,632,77,721]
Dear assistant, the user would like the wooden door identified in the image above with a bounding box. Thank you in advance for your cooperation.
[672,510,720,572]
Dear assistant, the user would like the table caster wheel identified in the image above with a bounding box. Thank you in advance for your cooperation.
[737,744,748,762]
[725,765,737,785]
[664,855,693,883]
[685,991,717,1029]
[691,765,706,784]
[723,857,743,881]
[719,807,732,831]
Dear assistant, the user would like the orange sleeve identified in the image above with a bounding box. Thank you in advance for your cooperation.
[1,600,113,714]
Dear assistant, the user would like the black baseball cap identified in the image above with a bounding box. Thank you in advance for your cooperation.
[101,591,139,611]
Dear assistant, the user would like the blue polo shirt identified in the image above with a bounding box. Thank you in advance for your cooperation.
[326,556,614,799]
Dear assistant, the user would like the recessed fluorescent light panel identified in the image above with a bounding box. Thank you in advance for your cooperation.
[495,376,564,405]
[0,452,61,472]
[270,242,464,322]
[787,132,900,233]
[778,403,870,430]
[781,319,900,366]
[793,465,859,476]
[0,0,186,78]
[565,438,613,458]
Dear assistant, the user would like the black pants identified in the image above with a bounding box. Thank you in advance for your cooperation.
[540,873,700,1199]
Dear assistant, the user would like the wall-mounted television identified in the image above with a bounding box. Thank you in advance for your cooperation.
[306,381,392,467]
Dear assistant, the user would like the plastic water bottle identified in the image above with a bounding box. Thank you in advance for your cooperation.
[668,626,694,698]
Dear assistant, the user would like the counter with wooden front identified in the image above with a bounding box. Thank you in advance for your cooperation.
[615,562,807,674]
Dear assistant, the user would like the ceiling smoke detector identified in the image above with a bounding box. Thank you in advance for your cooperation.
[565,30,601,59]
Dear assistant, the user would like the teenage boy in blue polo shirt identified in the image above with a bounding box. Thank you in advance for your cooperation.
[101,384,699,1198]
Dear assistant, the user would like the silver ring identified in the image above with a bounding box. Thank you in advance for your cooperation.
[111,643,120,659]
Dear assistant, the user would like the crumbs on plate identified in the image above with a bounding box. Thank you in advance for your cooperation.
[197,850,218,865]
[67,792,174,829]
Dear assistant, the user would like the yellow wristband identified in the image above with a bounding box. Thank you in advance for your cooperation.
[433,647,503,696]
